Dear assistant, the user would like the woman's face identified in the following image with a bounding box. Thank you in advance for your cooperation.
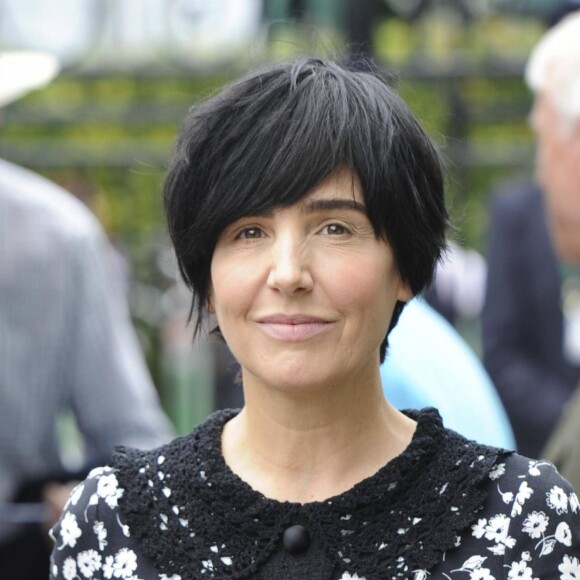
[210,168,411,394]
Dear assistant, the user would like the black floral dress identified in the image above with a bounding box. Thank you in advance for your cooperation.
[50,409,580,579]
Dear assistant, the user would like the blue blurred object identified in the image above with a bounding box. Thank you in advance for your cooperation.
[382,297,516,449]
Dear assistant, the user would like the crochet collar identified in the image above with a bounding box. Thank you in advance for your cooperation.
[113,408,508,579]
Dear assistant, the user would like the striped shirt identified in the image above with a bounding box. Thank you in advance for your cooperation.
[0,158,173,541]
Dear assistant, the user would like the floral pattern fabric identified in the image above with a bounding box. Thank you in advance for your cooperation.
[50,411,580,579]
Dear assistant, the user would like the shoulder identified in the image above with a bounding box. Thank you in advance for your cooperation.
[50,466,128,552]
[491,180,541,212]
[50,466,144,579]
[476,454,580,575]
[488,453,577,504]
[483,453,579,520]
[488,180,544,232]
[0,158,102,242]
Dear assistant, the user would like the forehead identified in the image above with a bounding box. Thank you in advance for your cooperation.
[300,167,364,204]
[533,92,580,140]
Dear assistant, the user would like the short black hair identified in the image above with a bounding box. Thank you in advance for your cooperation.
[164,57,448,362]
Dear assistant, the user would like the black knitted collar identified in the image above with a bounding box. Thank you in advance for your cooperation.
[112,408,509,579]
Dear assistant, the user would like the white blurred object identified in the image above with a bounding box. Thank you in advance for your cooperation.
[525,10,580,126]
[434,242,487,319]
[0,0,96,67]
[166,0,264,68]
[0,50,60,107]
[562,276,580,364]
[0,0,264,71]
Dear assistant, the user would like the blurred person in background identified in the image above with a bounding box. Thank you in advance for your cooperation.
[0,51,173,579]
[423,240,488,326]
[482,4,580,459]
[525,9,580,489]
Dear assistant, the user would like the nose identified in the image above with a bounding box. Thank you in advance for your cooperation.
[266,235,313,295]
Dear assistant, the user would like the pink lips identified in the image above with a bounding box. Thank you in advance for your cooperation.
[256,314,332,342]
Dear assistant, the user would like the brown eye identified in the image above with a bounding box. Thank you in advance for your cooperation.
[321,223,349,235]
[237,227,263,239]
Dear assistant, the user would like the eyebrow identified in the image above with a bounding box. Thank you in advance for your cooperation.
[236,198,368,222]
[301,198,367,215]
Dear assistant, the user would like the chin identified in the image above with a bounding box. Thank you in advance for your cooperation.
[244,358,343,395]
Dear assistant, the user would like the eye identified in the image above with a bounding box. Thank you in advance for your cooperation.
[320,223,349,236]
[236,226,263,240]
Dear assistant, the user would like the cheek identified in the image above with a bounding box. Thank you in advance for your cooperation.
[322,255,399,320]
[210,258,255,318]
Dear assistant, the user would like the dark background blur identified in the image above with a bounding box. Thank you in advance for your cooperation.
[0,0,564,431]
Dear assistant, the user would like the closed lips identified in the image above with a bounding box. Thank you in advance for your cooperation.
[256,315,333,341]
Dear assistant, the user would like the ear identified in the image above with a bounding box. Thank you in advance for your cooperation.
[397,282,412,302]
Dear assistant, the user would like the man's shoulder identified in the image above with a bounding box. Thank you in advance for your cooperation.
[491,179,542,212]
[0,158,101,240]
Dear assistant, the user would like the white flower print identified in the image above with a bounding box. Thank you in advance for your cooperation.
[482,514,515,555]
[507,560,537,579]
[484,514,510,543]
[489,544,507,556]
[87,466,107,478]
[472,519,487,539]
[462,555,487,570]
[69,483,85,507]
[77,549,102,578]
[62,557,77,580]
[59,512,82,548]
[160,575,182,580]
[113,548,138,578]
[470,569,494,580]
[498,485,514,504]
[547,486,569,515]
[93,521,108,551]
[102,555,115,579]
[522,512,549,539]
[522,511,570,556]
[339,574,366,580]
[569,492,579,514]
[539,539,556,557]
[528,462,541,477]
[559,555,580,580]
[450,555,493,578]
[412,570,429,579]
[555,522,573,547]
[511,481,533,517]
[489,463,506,480]
[97,473,124,509]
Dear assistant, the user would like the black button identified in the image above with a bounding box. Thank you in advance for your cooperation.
[283,524,310,555]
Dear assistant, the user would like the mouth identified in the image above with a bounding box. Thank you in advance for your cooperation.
[256,314,333,342]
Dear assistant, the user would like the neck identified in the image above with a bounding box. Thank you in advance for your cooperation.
[221,370,416,503]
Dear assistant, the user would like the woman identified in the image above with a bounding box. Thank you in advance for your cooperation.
[50,58,579,579]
